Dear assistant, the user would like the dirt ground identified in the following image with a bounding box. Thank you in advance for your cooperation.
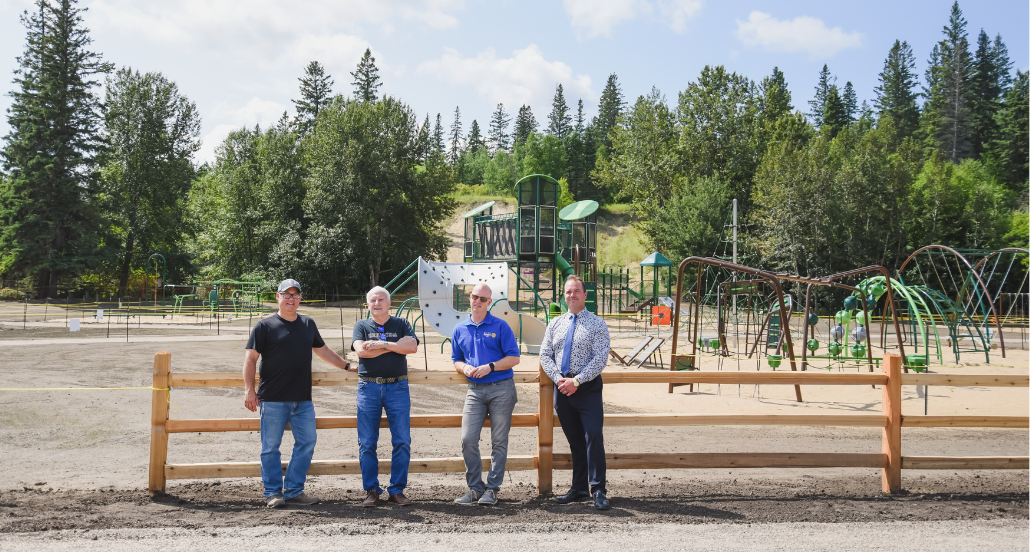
[0,316,1027,546]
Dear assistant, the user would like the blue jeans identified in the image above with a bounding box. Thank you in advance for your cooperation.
[259,401,316,499]
[461,378,518,493]
[356,380,411,495]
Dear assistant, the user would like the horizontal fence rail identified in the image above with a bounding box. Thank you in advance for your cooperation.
[148,352,1029,497]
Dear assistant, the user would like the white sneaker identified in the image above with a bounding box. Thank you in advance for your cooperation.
[478,489,498,505]
[454,489,482,505]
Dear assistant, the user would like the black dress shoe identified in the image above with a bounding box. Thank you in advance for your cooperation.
[593,490,610,510]
[554,489,591,504]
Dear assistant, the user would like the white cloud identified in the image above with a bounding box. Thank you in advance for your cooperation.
[563,0,700,37]
[86,0,463,85]
[564,0,649,38]
[735,11,863,59]
[417,45,593,111]
[659,0,702,33]
[197,97,289,164]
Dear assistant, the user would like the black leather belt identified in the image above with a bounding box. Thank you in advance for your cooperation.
[359,375,408,384]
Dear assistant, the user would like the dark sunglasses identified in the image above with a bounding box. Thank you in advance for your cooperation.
[470,294,491,303]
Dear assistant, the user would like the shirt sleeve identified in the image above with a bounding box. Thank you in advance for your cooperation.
[574,315,610,384]
[539,318,561,383]
[310,320,325,349]
[498,320,521,358]
[450,326,466,363]
[351,321,365,351]
[246,321,264,353]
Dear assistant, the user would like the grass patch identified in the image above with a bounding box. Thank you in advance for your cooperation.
[600,203,632,215]
[598,223,649,270]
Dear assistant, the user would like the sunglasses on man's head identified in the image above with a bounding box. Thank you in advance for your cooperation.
[470,294,491,303]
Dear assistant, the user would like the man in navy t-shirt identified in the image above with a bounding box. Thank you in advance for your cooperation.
[243,279,351,509]
[351,286,419,507]
[450,282,521,506]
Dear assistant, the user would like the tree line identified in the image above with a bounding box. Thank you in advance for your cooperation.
[1,0,1026,298]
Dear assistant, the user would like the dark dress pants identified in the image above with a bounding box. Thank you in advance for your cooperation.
[555,376,606,495]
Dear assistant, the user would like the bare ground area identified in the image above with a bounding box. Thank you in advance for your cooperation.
[0,321,1027,548]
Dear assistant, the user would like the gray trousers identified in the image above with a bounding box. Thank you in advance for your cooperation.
[461,377,518,493]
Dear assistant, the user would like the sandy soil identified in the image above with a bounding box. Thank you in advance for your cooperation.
[0,313,1026,544]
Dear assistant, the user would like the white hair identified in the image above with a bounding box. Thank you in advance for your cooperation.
[366,286,391,301]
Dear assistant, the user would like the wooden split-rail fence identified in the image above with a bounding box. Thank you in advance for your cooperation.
[148,352,1028,495]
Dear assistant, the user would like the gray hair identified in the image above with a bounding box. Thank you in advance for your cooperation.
[366,286,391,301]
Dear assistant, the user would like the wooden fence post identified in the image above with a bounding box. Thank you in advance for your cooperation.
[149,351,171,495]
[537,363,553,495]
[881,353,901,493]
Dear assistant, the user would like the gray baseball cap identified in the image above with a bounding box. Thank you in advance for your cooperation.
[277,279,302,293]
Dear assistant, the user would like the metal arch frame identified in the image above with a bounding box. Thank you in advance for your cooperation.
[670,259,913,401]
[801,266,909,374]
[972,248,1030,325]
[970,247,1030,273]
[898,245,1006,358]
[669,257,802,402]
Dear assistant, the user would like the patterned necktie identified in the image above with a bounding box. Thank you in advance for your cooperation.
[560,313,577,377]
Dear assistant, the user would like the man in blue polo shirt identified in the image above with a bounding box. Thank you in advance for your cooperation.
[451,282,521,505]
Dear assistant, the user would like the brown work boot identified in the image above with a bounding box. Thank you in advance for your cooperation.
[387,492,412,506]
[361,490,380,508]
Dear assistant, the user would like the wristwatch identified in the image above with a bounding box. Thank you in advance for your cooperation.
[488,362,496,372]
[572,377,580,387]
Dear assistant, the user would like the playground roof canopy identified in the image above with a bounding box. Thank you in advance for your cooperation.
[640,251,672,267]
[461,201,495,219]
[559,199,599,221]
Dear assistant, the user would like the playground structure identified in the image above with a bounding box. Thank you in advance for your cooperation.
[409,176,1028,367]
[666,247,1027,399]
[413,257,547,354]
[187,279,265,316]
[461,174,598,313]
[385,174,603,352]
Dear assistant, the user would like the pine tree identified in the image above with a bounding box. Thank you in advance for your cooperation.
[759,67,793,124]
[513,105,538,146]
[467,119,485,153]
[488,103,511,153]
[922,1,974,162]
[842,81,858,124]
[808,65,835,127]
[0,0,113,296]
[593,73,624,151]
[293,61,333,135]
[565,99,591,199]
[433,113,445,155]
[419,114,432,161]
[448,106,463,166]
[548,84,572,139]
[874,40,920,139]
[351,48,382,103]
[968,31,1012,158]
[575,99,586,134]
[821,85,848,138]
[988,70,1028,191]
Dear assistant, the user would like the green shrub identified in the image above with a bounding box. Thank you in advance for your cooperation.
[0,288,25,301]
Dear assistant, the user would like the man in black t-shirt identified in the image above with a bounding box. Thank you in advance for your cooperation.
[243,279,351,509]
[351,286,418,507]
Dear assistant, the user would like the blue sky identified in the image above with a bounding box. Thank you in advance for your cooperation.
[1,0,1027,164]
